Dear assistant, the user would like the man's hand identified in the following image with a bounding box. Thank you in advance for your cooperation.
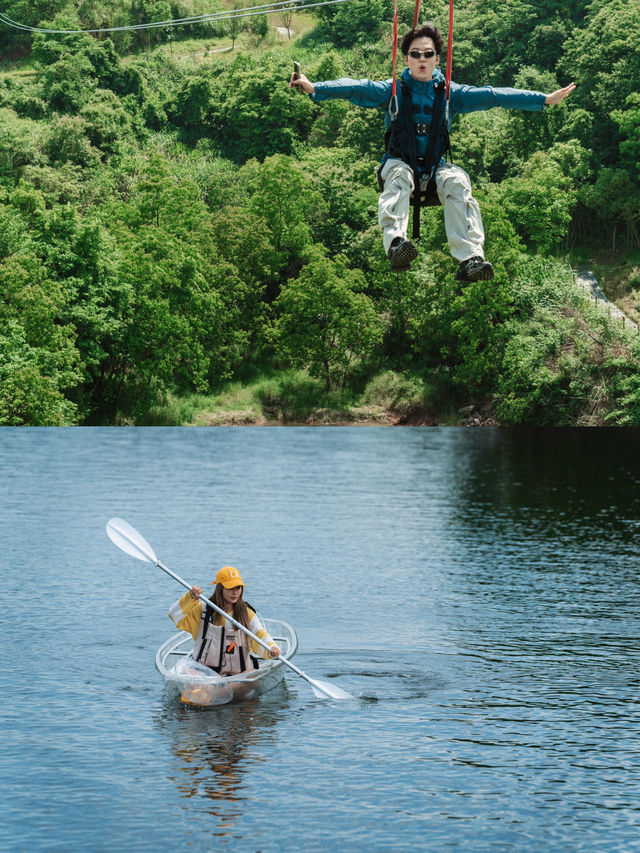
[545,82,576,105]
[289,72,315,95]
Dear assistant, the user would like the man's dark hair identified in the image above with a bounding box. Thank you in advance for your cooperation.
[401,23,443,57]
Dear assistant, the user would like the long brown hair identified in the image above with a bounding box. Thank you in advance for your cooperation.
[210,584,251,629]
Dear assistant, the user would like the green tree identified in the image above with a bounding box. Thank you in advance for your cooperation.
[407,200,522,389]
[129,0,172,50]
[248,9,269,40]
[275,249,382,390]
[122,154,174,228]
[42,115,102,167]
[208,53,316,161]
[0,0,67,55]
[314,0,390,48]
[494,257,630,426]
[298,146,378,256]
[606,338,640,426]
[38,50,97,113]
[500,67,569,165]
[79,89,137,157]
[0,241,82,424]
[451,0,591,83]
[166,76,214,136]
[559,0,640,162]
[612,93,640,180]
[33,22,125,110]
[0,357,78,425]
[238,154,320,287]
[227,3,243,48]
[0,109,43,187]
[336,107,386,161]
[490,151,576,253]
[89,228,239,417]
[579,167,640,251]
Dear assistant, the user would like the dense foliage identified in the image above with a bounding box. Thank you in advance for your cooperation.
[0,0,639,424]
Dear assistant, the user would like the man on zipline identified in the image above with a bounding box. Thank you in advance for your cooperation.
[290,23,575,277]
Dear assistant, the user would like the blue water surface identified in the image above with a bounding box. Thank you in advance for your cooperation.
[0,427,639,852]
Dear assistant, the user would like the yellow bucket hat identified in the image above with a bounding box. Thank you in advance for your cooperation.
[212,566,245,588]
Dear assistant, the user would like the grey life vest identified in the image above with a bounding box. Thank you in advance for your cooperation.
[191,604,259,676]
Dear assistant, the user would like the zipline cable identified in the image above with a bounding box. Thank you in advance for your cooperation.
[0,0,352,36]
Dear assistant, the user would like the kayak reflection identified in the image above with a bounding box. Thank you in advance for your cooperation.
[157,695,289,832]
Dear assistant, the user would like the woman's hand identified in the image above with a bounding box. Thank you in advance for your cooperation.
[545,82,576,105]
[268,645,281,658]
[289,72,315,95]
[189,585,202,600]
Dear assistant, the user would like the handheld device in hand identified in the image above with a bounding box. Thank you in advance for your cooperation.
[292,60,304,92]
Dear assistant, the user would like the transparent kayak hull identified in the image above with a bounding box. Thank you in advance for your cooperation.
[155,618,298,707]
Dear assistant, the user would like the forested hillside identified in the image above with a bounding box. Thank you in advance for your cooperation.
[1,0,639,425]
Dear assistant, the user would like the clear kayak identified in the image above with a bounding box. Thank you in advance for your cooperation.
[155,618,298,707]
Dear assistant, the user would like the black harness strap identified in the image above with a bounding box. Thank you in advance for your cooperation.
[194,605,211,662]
[404,81,422,240]
[243,602,260,670]
[408,79,450,239]
[195,604,225,672]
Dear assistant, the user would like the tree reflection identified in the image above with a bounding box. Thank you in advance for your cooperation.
[155,688,289,833]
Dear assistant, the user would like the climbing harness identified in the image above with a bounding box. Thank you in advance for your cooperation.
[383,0,455,239]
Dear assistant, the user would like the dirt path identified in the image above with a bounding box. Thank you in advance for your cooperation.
[574,268,638,332]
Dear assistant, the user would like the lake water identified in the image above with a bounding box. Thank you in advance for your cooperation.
[1,427,639,851]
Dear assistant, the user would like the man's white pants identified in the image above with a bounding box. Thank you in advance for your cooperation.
[378,158,485,261]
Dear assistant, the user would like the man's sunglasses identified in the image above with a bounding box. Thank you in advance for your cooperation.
[408,49,436,59]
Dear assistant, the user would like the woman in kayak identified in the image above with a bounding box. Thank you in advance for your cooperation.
[169,565,280,675]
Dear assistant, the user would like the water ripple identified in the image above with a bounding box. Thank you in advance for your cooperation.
[1,428,639,851]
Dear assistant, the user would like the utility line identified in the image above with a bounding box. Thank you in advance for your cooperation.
[0,0,351,35]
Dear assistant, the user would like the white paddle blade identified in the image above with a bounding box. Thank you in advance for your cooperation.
[106,517,157,564]
[309,679,354,700]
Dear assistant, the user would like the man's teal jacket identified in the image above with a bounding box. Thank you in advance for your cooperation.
[311,67,546,170]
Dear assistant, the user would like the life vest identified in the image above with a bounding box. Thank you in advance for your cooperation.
[191,604,259,676]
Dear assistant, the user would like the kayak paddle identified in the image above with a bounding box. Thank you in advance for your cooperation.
[106,517,353,701]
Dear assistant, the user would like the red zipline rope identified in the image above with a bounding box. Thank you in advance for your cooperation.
[445,0,454,102]
[390,0,399,113]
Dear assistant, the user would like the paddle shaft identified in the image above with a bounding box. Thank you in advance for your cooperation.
[156,558,318,688]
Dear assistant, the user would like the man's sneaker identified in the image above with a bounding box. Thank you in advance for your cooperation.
[388,238,418,272]
[455,256,494,282]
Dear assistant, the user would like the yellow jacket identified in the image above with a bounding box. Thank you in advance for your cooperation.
[168,591,275,659]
